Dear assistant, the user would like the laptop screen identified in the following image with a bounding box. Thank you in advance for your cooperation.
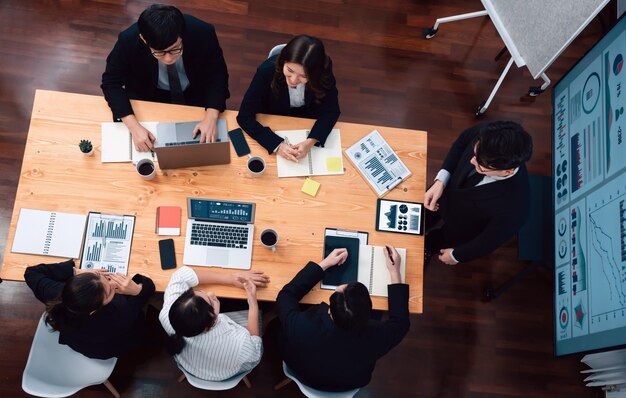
[188,198,255,224]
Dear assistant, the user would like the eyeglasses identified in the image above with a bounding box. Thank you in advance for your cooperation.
[150,45,183,58]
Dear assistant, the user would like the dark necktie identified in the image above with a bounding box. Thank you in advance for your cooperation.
[166,64,185,105]
[461,168,484,189]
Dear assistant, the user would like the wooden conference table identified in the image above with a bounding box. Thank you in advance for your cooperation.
[1,90,427,313]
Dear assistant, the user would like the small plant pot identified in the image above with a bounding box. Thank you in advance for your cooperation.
[81,149,94,157]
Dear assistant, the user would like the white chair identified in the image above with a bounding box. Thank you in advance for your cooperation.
[22,313,119,398]
[274,361,360,398]
[177,363,252,391]
[268,43,286,59]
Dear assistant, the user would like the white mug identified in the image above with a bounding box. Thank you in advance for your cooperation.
[136,158,156,180]
[246,155,266,177]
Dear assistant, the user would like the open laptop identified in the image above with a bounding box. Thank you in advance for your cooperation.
[153,119,230,169]
[183,197,255,270]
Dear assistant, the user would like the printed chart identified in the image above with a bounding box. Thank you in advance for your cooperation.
[80,213,135,275]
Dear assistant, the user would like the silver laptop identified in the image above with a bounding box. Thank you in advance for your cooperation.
[154,120,230,169]
[183,197,255,270]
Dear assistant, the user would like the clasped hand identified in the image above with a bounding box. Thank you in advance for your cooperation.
[278,138,317,162]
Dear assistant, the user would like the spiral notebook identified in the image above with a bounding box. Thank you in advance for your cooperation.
[321,234,406,297]
[275,129,344,177]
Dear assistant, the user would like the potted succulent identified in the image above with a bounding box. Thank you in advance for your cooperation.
[79,139,94,156]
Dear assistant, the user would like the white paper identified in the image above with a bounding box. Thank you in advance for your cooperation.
[276,129,344,177]
[80,213,135,275]
[345,130,412,197]
[358,245,406,297]
[101,122,158,163]
[12,209,87,258]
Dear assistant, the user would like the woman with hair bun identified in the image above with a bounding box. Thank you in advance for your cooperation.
[24,259,155,359]
[237,34,340,162]
[159,266,269,381]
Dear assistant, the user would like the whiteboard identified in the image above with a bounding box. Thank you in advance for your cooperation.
[483,0,610,78]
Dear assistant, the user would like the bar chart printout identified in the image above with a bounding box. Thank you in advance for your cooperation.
[80,212,135,275]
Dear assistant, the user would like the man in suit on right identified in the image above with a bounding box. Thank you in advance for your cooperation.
[424,121,533,265]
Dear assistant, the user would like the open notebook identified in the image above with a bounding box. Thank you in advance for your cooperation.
[321,235,406,297]
[275,129,344,177]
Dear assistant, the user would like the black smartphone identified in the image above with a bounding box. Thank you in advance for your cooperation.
[228,128,251,157]
[158,239,177,270]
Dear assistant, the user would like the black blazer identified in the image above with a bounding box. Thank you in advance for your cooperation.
[101,15,229,121]
[276,262,409,391]
[236,55,340,154]
[436,124,530,262]
[24,260,155,359]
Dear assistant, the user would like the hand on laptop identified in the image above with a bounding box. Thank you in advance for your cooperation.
[193,108,220,143]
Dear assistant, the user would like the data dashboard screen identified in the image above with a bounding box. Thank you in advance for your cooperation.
[553,15,626,356]
[188,198,255,224]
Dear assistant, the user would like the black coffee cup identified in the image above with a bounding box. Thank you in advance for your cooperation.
[136,158,155,180]
[260,228,279,252]
[247,155,266,177]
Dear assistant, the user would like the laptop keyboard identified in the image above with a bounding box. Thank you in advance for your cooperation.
[164,140,199,147]
[190,223,249,249]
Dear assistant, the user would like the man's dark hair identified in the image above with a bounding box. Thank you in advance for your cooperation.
[165,288,217,356]
[474,121,533,170]
[137,4,185,50]
[329,282,372,331]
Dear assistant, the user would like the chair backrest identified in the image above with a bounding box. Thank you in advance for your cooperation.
[22,313,117,397]
[517,175,553,262]
[178,363,250,391]
[282,362,360,398]
[268,43,287,59]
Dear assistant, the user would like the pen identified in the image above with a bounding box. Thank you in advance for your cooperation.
[284,136,292,147]
[386,246,395,265]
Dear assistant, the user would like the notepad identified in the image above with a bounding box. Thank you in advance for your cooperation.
[321,234,406,297]
[275,129,344,177]
[156,206,181,235]
[101,121,159,163]
[11,208,87,258]
[301,178,321,197]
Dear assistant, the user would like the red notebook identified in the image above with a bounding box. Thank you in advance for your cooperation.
[156,206,181,236]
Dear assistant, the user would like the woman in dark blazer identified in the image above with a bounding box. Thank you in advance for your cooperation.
[236,35,340,162]
[24,260,155,359]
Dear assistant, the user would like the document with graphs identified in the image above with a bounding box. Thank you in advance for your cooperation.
[344,130,412,197]
[79,212,135,275]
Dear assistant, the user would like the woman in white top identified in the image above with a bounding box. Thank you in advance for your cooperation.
[159,266,269,381]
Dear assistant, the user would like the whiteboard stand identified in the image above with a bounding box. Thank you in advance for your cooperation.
[423,0,608,116]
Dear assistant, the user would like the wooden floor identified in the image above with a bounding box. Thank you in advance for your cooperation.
[0,1,613,397]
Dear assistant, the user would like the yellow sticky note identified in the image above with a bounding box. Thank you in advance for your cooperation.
[326,157,342,172]
[301,178,321,197]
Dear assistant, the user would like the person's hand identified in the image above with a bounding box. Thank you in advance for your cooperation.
[438,248,459,265]
[129,124,156,152]
[232,271,270,288]
[108,273,142,296]
[424,180,445,211]
[277,142,300,162]
[319,248,348,271]
[292,138,317,160]
[384,245,402,284]
[193,119,217,143]
[239,277,258,306]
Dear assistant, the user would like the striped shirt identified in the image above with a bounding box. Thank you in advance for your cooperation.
[159,267,263,381]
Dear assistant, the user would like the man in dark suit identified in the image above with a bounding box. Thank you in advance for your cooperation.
[101,4,229,151]
[424,121,533,264]
[276,247,410,392]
